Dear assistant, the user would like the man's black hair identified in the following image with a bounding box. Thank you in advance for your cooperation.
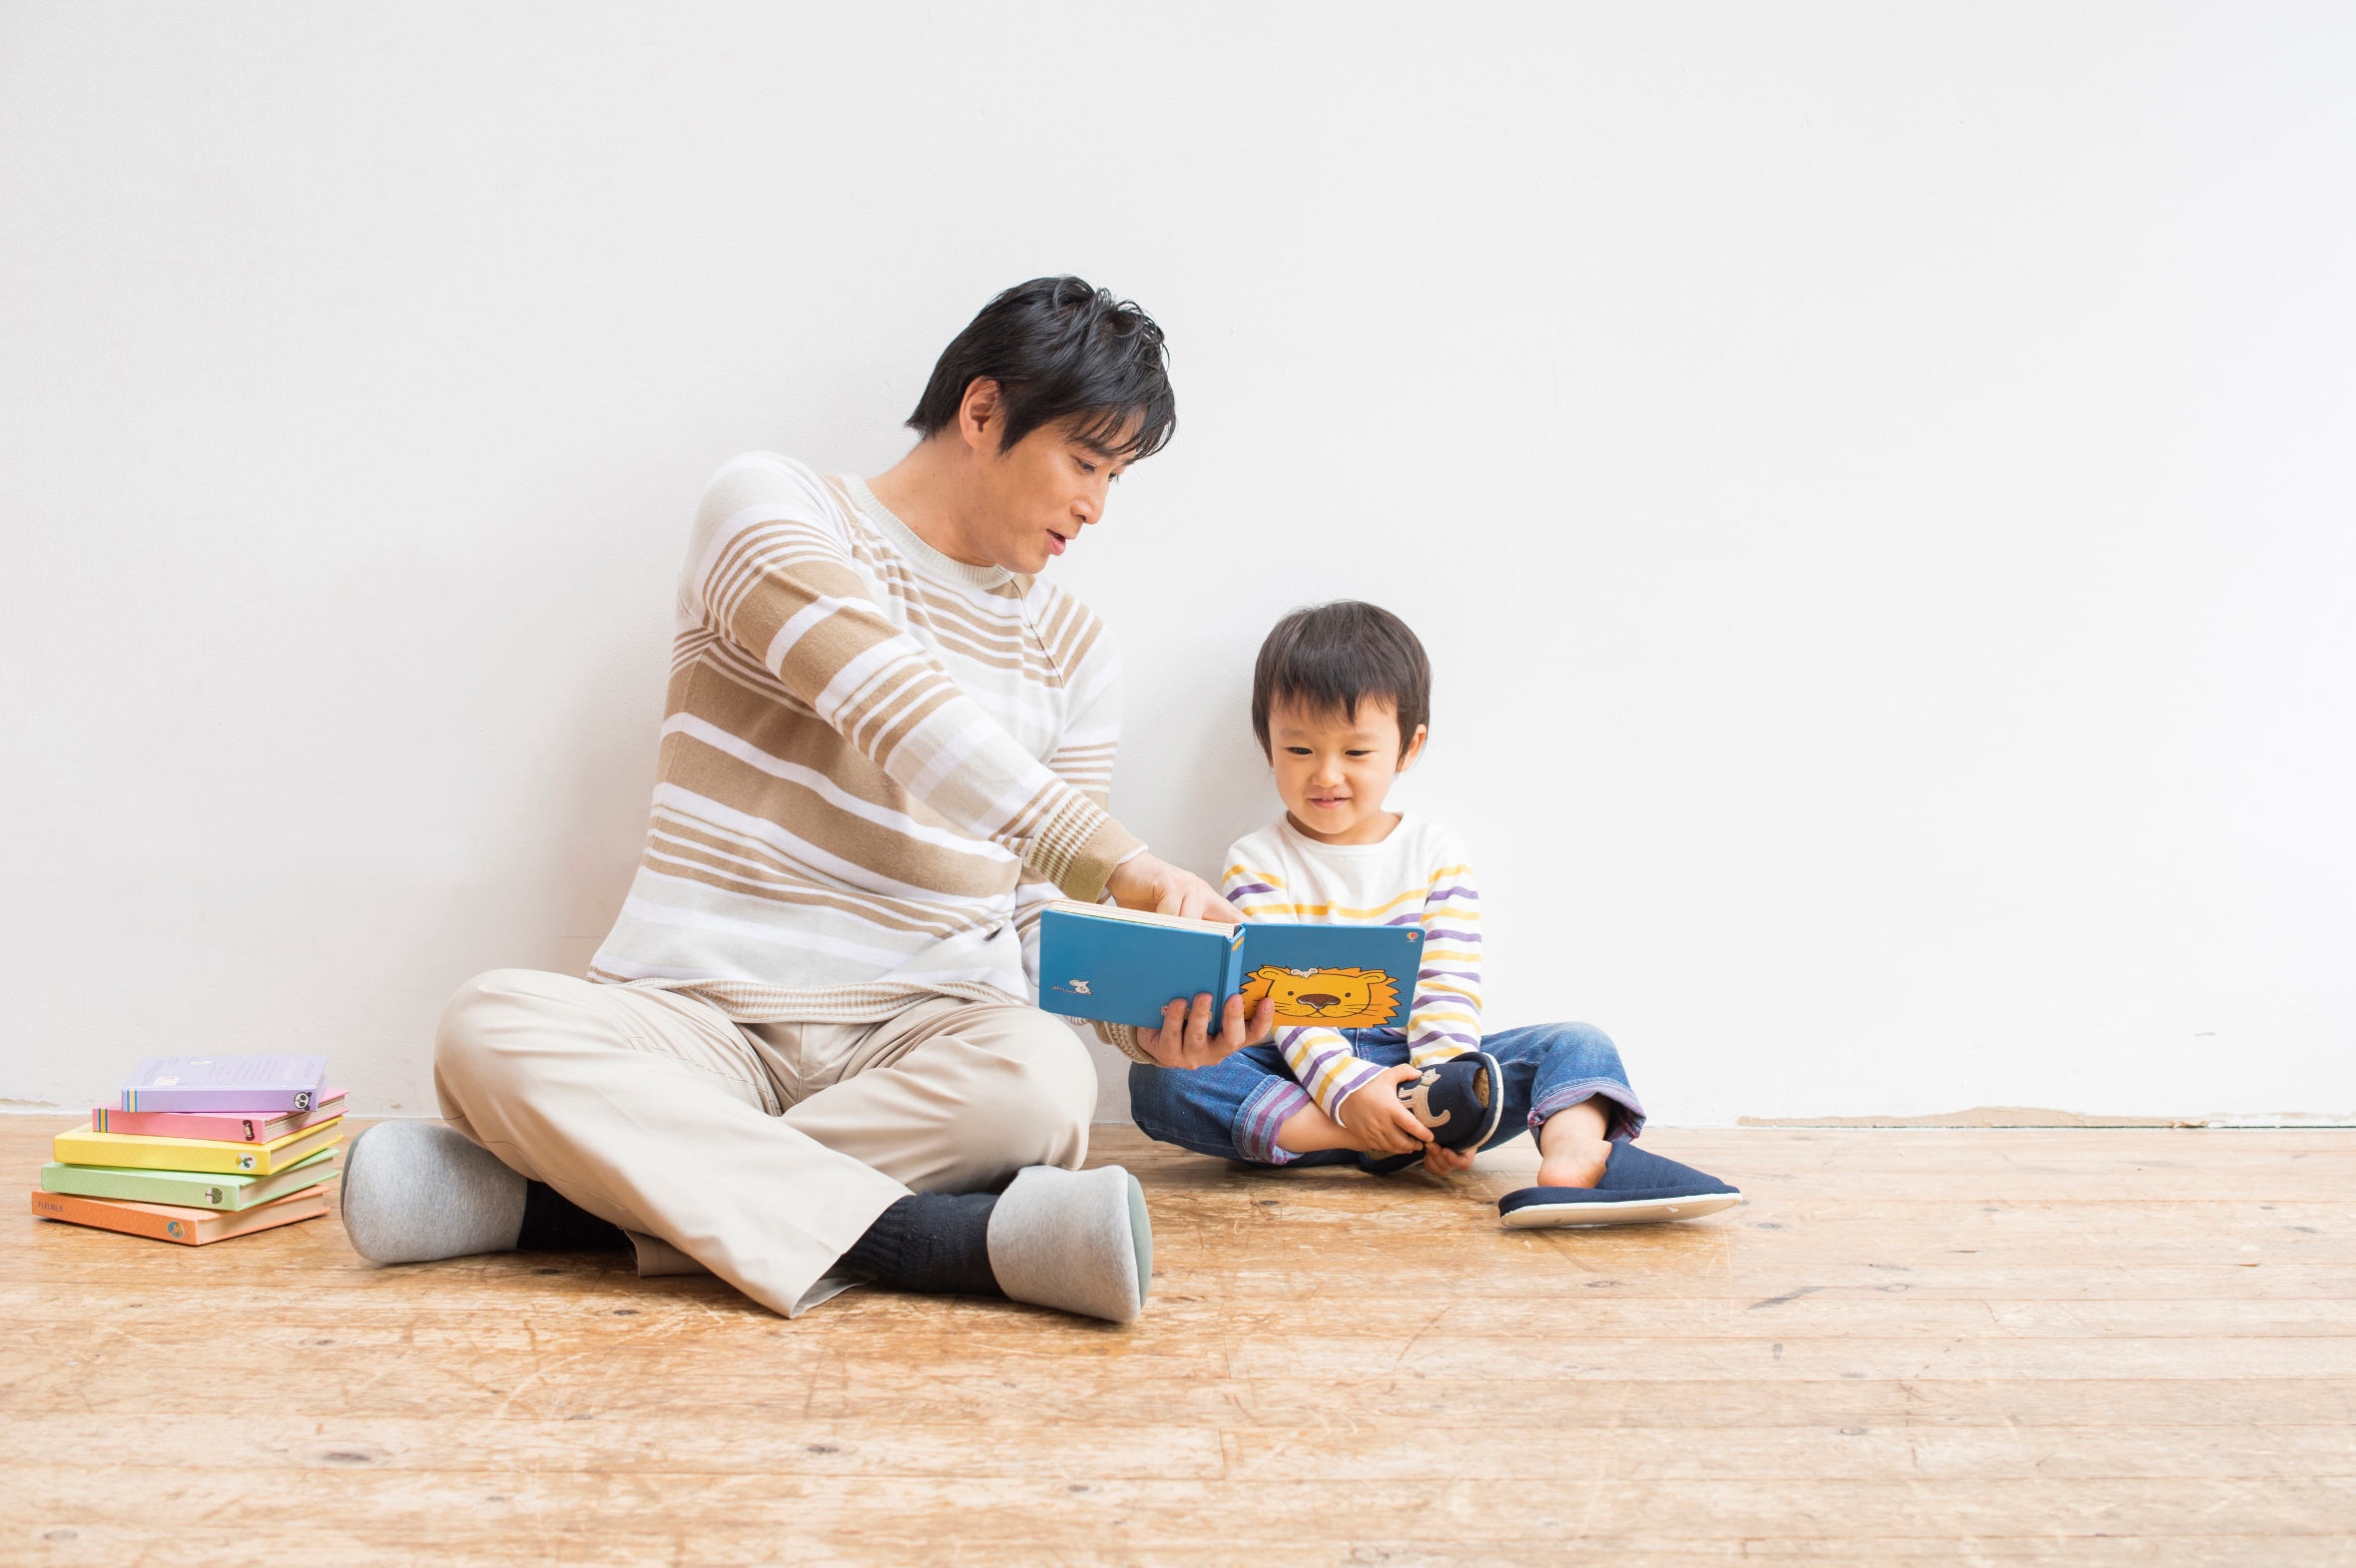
[906,276,1177,461]
[1252,602,1433,759]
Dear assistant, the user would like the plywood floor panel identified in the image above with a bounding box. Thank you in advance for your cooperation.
[15,1412,2356,1482]
[6,1120,2352,1565]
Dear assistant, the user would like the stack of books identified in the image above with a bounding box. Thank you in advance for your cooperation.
[32,1055,344,1246]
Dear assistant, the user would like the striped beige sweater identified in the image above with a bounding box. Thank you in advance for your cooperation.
[587,452,1142,1022]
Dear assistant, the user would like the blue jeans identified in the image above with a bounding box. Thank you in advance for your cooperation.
[1128,1021,1646,1168]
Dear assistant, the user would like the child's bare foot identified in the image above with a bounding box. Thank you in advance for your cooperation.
[1533,1097,1616,1188]
[1534,1136,1612,1190]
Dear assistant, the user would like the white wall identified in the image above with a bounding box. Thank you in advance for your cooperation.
[2,3,2350,1125]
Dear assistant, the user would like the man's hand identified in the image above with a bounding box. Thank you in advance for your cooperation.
[1105,851,1238,924]
[1335,1064,1434,1156]
[1135,990,1276,1070]
[1110,850,1260,1069]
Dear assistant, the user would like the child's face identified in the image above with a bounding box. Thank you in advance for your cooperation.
[1266,698,1427,845]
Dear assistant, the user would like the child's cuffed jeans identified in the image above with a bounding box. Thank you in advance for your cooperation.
[1128,1020,1646,1167]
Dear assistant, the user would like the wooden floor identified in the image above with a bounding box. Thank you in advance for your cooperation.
[6,1121,2352,1565]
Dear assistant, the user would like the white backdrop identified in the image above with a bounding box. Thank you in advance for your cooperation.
[2,3,2350,1125]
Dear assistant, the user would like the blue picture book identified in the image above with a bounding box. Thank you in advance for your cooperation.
[1037,901,1423,1036]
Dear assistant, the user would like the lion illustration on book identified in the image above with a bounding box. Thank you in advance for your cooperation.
[1236,966,1403,1029]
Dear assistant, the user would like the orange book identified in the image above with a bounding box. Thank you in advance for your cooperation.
[29,1186,329,1246]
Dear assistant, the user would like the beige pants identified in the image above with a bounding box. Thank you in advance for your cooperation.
[431,970,1096,1316]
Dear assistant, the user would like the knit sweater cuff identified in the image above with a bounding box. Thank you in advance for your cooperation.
[1026,791,1144,904]
[1094,1020,1159,1066]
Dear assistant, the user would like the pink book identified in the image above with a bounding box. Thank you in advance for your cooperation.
[91,1092,346,1144]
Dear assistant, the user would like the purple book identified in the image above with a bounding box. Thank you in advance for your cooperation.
[119,1055,328,1113]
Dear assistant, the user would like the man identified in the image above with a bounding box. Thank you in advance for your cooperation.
[339,277,1272,1322]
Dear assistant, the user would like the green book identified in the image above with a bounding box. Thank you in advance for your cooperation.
[38,1147,339,1211]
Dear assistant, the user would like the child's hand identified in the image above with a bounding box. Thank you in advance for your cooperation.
[1336,1064,1433,1155]
[1422,1142,1478,1176]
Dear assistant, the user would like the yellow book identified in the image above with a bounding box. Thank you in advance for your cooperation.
[52,1116,343,1177]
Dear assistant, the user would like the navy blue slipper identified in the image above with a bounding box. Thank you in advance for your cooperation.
[1496,1137,1742,1228]
[1359,1052,1505,1175]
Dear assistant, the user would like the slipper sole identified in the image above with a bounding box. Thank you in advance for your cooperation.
[1497,1192,1744,1229]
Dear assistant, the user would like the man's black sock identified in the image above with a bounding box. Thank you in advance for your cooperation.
[838,1192,1004,1298]
[516,1181,630,1252]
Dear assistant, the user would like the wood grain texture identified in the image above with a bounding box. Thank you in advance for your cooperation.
[4,1121,2351,1565]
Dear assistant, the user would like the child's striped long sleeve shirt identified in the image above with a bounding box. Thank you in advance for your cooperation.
[1221,815,1482,1121]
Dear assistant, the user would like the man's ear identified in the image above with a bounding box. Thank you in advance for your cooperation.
[1398,725,1429,771]
[956,378,1004,453]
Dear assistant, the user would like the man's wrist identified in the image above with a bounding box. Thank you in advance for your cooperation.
[1100,844,1149,903]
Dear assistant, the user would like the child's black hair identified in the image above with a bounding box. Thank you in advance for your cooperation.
[1251,601,1432,759]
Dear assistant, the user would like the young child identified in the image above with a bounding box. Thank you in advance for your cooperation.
[1127,601,1739,1226]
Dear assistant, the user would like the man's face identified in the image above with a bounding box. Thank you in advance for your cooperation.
[970,417,1128,575]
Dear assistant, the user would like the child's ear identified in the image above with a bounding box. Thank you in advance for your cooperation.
[1397,725,1429,772]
